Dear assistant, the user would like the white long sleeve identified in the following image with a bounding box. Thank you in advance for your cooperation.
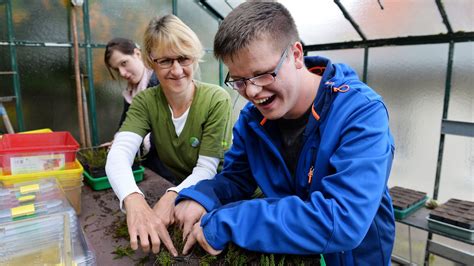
[167,155,219,193]
[105,131,143,211]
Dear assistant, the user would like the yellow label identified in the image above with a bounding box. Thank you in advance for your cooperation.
[11,204,35,218]
[18,194,36,202]
[20,184,40,194]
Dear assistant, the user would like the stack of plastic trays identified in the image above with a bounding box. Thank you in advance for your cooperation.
[0,178,96,265]
[0,199,74,265]
[0,179,63,209]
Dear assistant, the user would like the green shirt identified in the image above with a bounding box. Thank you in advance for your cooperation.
[120,81,232,181]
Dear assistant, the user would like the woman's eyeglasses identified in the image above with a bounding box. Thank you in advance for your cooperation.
[150,56,194,69]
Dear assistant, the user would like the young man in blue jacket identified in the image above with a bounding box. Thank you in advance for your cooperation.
[173,2,395,265]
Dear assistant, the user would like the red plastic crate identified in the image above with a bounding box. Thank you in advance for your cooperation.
[0,132,80,175]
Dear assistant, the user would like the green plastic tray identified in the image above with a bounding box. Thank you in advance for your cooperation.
[83,166,144,191]
[393,196,428,220]
[427,216,474,241]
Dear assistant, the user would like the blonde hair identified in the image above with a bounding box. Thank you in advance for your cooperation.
[143,15,203,71]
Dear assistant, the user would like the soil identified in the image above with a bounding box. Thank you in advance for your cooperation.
[429,198,474,229]
[389,186,427,210]
[79,168,323,265]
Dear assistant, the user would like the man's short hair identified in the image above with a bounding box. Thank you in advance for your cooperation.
[214,2,299,61]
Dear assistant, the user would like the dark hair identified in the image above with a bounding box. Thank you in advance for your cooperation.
[214,2,299,61]
[104,37,138,79]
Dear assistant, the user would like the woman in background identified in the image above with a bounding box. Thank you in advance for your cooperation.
[104,37,159,128]
[106,15,233,255]
[104,38,164,175]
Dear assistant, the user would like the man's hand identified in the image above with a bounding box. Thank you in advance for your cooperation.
[174,199,207,241]
[152,191,177,227]
[124,193,178,256]
[182,221,222,256]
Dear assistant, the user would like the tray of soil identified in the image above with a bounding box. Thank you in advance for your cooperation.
[389,186,428,220]
[427,198,474,241]
[77,146,144,191]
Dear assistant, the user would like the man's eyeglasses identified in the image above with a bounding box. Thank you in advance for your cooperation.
[225,45,290,91]
[150,56,194,69]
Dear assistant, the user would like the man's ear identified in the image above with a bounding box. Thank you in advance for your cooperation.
[292,42,305,69]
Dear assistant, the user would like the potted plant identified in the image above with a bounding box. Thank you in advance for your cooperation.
[77,146,144,191]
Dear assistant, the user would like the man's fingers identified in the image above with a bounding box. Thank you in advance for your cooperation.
[182,221,193,244]
[182,232,197,255]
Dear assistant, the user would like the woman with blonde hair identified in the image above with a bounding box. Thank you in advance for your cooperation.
[106,15,232,255]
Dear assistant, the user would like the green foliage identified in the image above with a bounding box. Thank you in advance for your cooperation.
[78,147,108,168]
[156,249,172,266]
[199,254,218,266]
[111,222,322,265]
[112,245,135,259]
[78,146,142,169]
[135,255,150,266]
[224,244,247,266]
[113,217,130,240]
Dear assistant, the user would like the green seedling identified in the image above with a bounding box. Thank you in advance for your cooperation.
[112,245,135,259]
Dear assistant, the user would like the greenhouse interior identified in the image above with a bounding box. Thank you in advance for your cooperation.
[0,0,472,265]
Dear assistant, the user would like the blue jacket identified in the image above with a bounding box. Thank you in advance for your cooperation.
[178,56,395,265]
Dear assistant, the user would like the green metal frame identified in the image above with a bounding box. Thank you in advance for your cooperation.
[82,0,98,145]
[4,0,24,131]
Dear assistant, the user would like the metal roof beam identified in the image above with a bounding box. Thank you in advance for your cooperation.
[334,0,367,41]
[197,0,224,21]
[304,31,474,51]
[435,0,453,34]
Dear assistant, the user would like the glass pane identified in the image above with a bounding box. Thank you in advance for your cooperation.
[89,0,172,44]
[177,0,218,50]
[308,49,365,79]
[438,43,474,203]
[0,4,6,40]
[12,47,81,137]
[340,0,447,39]
[449,43,474,122]
[280,0,362,45]
[5,0,70,42]
[91,48,125,142]
[226,0,245,9]
[369,44,448,197]
[199,51,219,85]
[205,0,233,17]
[439,135,474,202]
[444,0,474,32]
[393,226,427,265]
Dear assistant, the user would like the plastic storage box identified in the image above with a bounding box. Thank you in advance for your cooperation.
[0,178,95,265]
[0,132,79,175]
[0,160,84,214]
[0,178,63,209]
[84,166,144,191]
[0,211,74,266]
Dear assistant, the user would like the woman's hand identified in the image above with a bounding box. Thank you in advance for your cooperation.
[152,191,178,227]
[124,193,178,256]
